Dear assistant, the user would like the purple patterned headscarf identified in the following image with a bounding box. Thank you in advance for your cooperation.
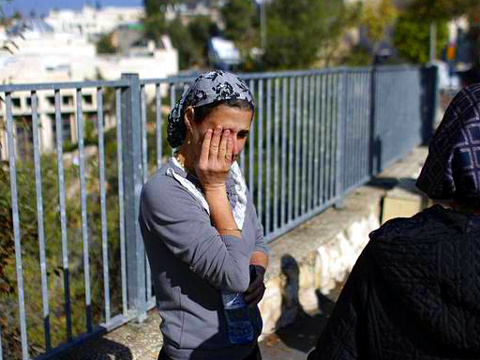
[417,83,480,202]
[167,70,254,148]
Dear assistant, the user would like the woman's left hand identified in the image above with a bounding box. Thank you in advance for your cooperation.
[244,266,266,307]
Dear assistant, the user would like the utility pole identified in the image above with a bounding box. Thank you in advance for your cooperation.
[260,0,266,50]
[429,22,437,62]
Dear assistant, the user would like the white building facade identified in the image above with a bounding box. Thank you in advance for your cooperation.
[45,5,144,40]
[0,18,178,161]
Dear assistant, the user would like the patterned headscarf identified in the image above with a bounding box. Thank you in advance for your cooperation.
[167,70,255,148]
[416,83,480,202]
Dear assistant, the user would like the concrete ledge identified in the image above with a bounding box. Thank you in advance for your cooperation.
[259,184,382,337]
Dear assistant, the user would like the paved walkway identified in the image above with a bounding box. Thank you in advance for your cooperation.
[260,289,340,360]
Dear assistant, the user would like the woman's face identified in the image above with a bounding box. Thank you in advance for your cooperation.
[188,104,253,162]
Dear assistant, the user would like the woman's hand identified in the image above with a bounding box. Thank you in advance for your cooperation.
[195,126,233,192]
[244,265,266,307]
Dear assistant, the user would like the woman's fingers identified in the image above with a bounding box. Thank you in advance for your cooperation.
[196,126,233,189]
[218,129,229,163]
[209,126,222,161]
[225,133,233,165]
[199,129,213,165]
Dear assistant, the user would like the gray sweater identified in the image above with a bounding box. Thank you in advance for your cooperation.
[139,158,269,360]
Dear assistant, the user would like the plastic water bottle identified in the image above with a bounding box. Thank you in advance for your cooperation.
[221,266,257,345]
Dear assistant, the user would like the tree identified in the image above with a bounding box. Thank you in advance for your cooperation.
[342,45,373,67]
[391,0,478,65]
[142,0,175,43]
[359,0,398,55]
[220,0,256,44]
[316,1,360,66]
[96,33,116,54]
[167,18,199,69]
[406,0,478,22]
[393,11,448,64]
[187,16,218,66]
[263,0,321,69]
[262,0,357,70]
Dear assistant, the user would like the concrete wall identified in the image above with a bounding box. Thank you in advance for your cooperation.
[259,202,380,338]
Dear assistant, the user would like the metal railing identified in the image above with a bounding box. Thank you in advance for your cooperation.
[0,65,432,359]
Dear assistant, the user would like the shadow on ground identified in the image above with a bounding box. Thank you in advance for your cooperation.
[260,255,340,360]
[56,336,134,360]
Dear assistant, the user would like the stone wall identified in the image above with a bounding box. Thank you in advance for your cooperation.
[258,194,381,339]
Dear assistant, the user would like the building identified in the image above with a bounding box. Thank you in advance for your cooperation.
[45,5,143,41]
[165,0,221,25]
[0,17,178,161]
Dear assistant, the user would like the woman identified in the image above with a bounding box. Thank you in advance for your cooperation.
[308,83,480,359]
[139,70,269,360]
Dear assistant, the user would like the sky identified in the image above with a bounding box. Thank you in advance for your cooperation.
[3,0,144,17]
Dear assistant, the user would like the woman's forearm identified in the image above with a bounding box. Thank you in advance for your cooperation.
[204,186,241,237]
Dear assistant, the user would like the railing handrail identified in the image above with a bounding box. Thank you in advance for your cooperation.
[0,79,131,93]
[0,65,421,93]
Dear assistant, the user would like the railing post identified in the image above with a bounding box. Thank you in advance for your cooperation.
[368,66,380,176]
[334,68,347,209]
[421,63,439,145]
[121,73,147,322]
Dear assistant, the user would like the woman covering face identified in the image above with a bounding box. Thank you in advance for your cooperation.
[139,70,269,360]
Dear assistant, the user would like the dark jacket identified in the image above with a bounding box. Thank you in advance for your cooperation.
[308,205,480,360]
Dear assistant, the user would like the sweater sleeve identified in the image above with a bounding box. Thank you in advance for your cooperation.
[139,177,251,293]
[247,189,269,256]
[307,243,373,360]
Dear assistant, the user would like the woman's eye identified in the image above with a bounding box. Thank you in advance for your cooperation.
[238,132,249,139]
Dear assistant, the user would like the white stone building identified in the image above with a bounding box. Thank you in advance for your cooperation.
[45,5,143,41]
[165,1,221,25]
[0,18,178,161]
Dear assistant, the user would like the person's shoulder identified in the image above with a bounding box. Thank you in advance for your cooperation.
[370,205,464,245]
[141,161,192,206]
[141,161,208,216]
[365,207,451,278]
[369,213,423,243]
[142,163,175,192]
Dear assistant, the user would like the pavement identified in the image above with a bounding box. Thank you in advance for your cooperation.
[259,288,341,360]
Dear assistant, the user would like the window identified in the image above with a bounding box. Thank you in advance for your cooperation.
[83,94,93,106]
[62,114,72,141]
[46,96,55,107]
[62,95,74,106]
[12,97,21,109]
[52,114,73,142]
[15,116,33,160]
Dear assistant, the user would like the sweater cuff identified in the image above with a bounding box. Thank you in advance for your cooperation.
[253,242,269,256]
[220,234,250,258]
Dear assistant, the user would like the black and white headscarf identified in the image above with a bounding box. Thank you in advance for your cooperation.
[166,70,254,229]
[167,70,255,148]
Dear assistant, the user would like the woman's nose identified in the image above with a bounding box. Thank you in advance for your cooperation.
[232,138,240,155]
